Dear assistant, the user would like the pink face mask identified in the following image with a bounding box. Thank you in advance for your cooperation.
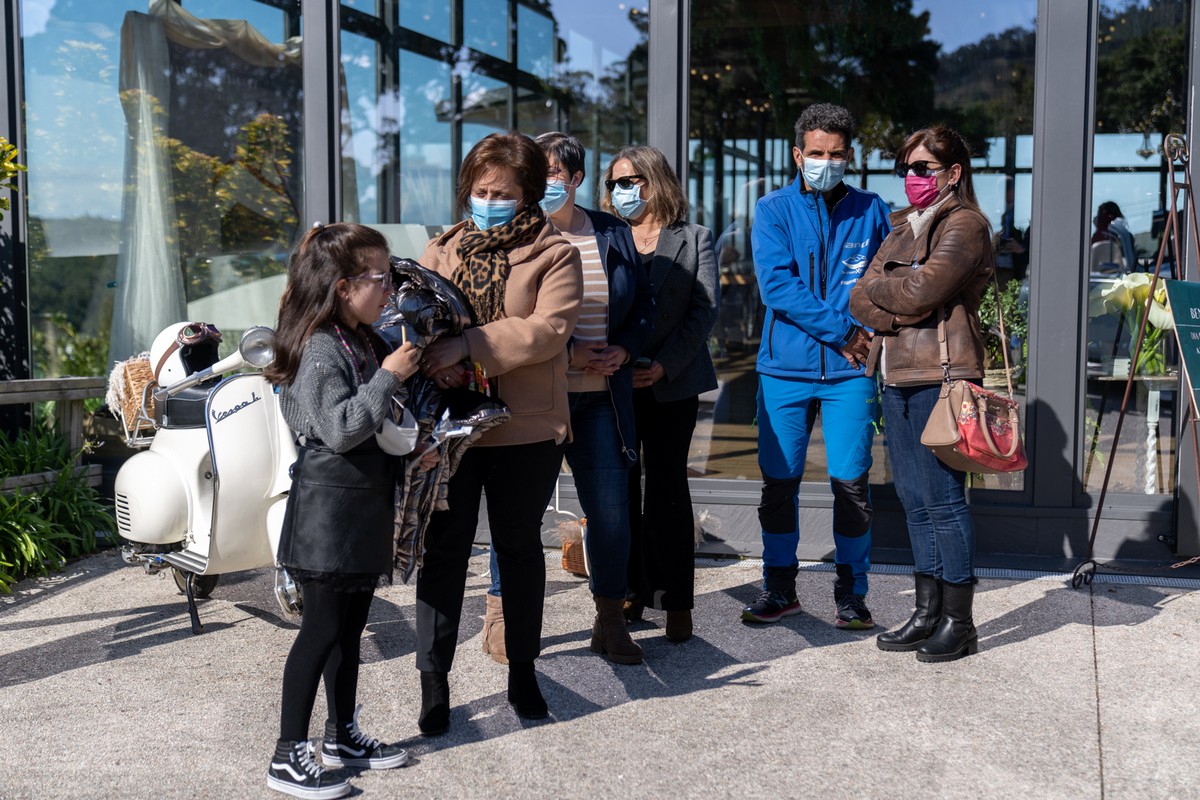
[904,174,941,209]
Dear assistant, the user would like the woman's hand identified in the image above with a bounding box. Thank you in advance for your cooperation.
[569,340,603,370]
[584,345,628,376]
[420,336,468,389]
[840,326,873,369]
[382,342,420,381]
[410,440,440,472]
[632,360,664,388]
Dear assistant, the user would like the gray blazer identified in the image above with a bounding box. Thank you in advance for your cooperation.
[642,221,720,403]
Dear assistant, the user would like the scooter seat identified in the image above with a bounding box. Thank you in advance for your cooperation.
[156,382,220,429]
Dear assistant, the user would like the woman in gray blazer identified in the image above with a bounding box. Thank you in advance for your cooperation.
[601,145,720,642]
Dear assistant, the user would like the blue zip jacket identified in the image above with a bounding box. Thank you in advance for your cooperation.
[752,176,891,380]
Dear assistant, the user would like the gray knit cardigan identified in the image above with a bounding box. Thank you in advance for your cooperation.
[278,325,402,453]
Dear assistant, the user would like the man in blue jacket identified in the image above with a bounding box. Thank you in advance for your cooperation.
[743,103,891,629]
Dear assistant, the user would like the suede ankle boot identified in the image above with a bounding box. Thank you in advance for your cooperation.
[507,661,548,719]
[877,573,942,652]
[481,594,508,664]
[590,595,644,664]
[417,671,450,736]
[916,580,978,663]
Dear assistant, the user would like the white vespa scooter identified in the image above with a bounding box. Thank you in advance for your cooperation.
[112,322,299,634]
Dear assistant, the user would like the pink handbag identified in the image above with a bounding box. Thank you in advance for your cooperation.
[919,297,1027,474]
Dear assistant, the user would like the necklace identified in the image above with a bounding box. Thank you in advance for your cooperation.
[633,226,661,252]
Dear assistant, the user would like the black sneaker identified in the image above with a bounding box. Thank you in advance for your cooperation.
[835,594,875,630]
[267,740,350,800]
[322,704,409,769]
[740,589,802,623]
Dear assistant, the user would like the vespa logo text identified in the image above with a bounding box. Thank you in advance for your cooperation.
[213,392,262,423]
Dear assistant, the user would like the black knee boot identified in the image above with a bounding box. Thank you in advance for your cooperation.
[915,580,977,663]
[877,573,942,652]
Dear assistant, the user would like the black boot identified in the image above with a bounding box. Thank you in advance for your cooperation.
[417,671,450,736]
[915,580,977,663]
[877,573,942,652]
[507,660,548,720]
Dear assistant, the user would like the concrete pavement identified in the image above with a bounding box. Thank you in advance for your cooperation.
[2,549,1199,799]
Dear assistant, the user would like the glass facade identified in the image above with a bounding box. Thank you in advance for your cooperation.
[5,0,1198,562]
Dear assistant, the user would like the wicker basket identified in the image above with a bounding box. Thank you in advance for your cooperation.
[557,517,588,577]
[561,539,588,577]
[106,354,158,445]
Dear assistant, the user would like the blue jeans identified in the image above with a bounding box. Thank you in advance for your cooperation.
[490,391,631,600]
[881,384,976,584]
[756,374,876,595]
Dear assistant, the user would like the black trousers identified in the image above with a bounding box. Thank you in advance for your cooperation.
[415,439,564,671]
[627,389,700,611]
[279,584,373,741]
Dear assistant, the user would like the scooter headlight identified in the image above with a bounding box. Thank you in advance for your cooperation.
[239,326,276,369]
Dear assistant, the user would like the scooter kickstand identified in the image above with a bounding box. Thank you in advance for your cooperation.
[184,572,204,635]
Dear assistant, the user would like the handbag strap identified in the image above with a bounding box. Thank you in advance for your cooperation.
[936,272,1015,399]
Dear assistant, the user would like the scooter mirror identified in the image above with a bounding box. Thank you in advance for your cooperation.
[239,326,276,369]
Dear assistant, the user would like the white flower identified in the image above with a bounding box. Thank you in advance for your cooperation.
[1087,272,1174,331]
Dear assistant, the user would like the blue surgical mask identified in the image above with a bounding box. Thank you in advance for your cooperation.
[540,180,570,215]
[801,157,847,193]
[611,183,647,220]
[469,197,518,230]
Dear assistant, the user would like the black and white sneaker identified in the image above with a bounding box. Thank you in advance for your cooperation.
[322,704,409,769]
[267,739,351,800]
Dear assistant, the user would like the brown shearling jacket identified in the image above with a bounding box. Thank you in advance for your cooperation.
[420,219,583,447]
[849,196,994,386]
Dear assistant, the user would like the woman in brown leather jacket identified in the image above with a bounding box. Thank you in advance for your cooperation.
[849,125,993,663]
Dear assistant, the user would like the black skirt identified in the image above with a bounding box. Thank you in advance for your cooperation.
[277,442,397,588]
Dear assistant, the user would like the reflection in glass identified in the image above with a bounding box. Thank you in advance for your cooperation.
[517,4,555,80]
[401,0,451,43]
[400,52,454,226]
[340,1,647,231]
[1084,0,1190,496]
[23,0,303,371]
[687,0,1035,489]
[464,0,508,59]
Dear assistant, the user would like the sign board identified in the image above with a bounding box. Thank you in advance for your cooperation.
[1165,279,1200,411]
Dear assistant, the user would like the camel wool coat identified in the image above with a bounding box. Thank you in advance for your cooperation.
[420,219,583,447]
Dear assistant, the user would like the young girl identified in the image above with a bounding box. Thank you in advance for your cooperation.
[264,222,429,799]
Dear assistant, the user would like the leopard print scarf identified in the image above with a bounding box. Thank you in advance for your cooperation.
[453,205,545,325]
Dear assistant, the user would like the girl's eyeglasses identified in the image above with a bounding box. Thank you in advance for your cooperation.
[893,161,947,178]
[348,272,394,290]
[605,174,646,192]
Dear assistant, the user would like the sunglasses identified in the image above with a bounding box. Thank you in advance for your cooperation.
[604,174,646,193]
[893,161,947,178]
[347,272,394,290]
[177,322,222,346]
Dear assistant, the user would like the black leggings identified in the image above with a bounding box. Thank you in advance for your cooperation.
[279,583,374,741]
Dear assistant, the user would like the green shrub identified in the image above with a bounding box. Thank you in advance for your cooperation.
[0,424,72,476]
[0,425,114,593]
